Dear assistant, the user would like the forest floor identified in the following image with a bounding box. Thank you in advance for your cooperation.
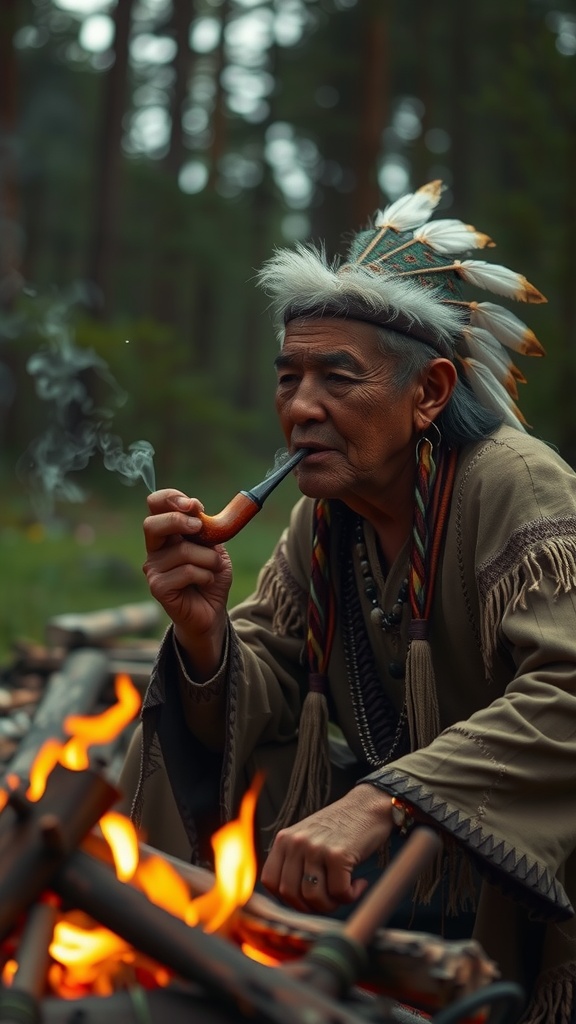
[0,472,299,665]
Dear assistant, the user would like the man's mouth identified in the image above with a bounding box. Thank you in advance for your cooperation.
[293,441,337,456]
[294,446,338,464]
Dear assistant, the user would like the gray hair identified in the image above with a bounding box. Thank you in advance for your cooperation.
[375,326,502,447]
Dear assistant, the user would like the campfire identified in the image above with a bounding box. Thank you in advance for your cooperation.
[0,646,520,1024]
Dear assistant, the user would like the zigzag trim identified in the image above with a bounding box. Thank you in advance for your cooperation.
[367,767,573,923]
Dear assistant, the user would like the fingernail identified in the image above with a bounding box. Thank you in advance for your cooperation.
[187,517,201,530]
[173,496,190,510]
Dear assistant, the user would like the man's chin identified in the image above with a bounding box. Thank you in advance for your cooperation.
[296,475,343,502]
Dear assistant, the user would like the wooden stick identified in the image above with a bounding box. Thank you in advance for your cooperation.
[344,826,442,946]
[54,849,375,1024]
[2,648,111,783]
[11,899,58,998]
[45,602,161,647]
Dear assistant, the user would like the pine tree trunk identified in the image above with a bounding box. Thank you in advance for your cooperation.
[86,0,135,316]
[0,0,22,309]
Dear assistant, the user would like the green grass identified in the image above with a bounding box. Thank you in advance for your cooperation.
[0,473,301,665]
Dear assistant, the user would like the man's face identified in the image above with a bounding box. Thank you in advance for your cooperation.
[274,318,422,511]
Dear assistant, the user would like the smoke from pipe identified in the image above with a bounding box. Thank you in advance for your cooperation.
[1,283,156,516]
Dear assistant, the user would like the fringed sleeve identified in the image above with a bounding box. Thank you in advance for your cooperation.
[359,428,576,1020]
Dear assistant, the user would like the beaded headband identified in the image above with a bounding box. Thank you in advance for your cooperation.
[257,180,547,431]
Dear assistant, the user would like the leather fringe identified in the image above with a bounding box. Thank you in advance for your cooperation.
[255,555,307,638]
[521,962,576,1024]
[405,630,440,751]
[412,836,477,915]
[268,689,331,837]
[481,539,576,679]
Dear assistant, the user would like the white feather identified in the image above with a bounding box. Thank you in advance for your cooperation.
[374,180,444,231]
[469,302,545,356]
[462,327,525,398]
[455,261,546,303]
[460,357,527,429]
[257,243,464,346]
[415,219,494,254]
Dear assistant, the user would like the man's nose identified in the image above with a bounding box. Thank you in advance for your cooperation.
[289,379,326,422]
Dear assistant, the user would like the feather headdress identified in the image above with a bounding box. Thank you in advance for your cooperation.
[258,180,546,430]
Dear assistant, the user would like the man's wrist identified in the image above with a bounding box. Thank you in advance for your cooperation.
[173,622,227,685]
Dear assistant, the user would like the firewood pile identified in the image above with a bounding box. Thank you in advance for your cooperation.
[0,602,162,784]
[0,603,526,1023]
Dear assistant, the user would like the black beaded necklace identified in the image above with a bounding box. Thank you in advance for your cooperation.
[340,510,410,767]
[354,519,409,635]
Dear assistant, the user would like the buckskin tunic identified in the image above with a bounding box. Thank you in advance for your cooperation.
[121,424,576,1022]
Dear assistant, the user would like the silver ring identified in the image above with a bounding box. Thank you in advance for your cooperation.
[303,874,319,885]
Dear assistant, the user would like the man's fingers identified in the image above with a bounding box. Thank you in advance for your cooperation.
[144,563,216,600]
[144,539,220,574]
[143,511,204,553]
[146,488,204,515]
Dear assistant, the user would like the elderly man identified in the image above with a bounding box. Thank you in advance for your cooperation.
[120,182,576,1024]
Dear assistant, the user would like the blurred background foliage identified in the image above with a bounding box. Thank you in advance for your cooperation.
[0,0,575,654]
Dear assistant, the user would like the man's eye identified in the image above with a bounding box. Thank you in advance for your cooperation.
[327,373,354,384]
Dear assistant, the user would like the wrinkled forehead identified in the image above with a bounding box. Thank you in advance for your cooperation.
[281,315,384,350]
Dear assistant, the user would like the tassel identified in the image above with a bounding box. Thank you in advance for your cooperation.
[446,841,478,915]
[404,619,441,750]
[269,675,331,836]
[412,846,444,907]
[411,837,478,913]
[268,499,335,836]
[521,963,576,1024]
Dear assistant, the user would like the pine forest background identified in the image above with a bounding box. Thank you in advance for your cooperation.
[0,0,575,655]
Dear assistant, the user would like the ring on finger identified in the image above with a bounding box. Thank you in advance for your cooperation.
[303,874,319,885]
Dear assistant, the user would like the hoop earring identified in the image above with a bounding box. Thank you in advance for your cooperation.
[415,420,442,464]
[415,434,433,462]
[427,420,442,448]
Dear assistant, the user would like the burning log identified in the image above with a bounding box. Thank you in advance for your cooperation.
[0,670,504,1022]
[2,649,111,783]
[84,834,498,1015]
[0,763,118,944]
[45,602,161,649]
[53,848,376,1024]
[0,899,58,1023]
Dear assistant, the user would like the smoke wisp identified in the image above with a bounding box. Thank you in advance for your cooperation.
[5,284,156,515]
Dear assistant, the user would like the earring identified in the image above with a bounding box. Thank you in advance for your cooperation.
[426,420,442,448]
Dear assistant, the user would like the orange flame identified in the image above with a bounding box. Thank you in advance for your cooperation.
[135,853,191,917]
[61,674,141,771]
[48,775,264,995]
[0,774,22,813]
[98,813,139,883]
[186,772,263,933]
[241,943,280,966]
[26,674,141,801]
[1,959,17,986]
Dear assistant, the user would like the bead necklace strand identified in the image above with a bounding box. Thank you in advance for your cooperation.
[341,517,410,766]
[354,519,409,633]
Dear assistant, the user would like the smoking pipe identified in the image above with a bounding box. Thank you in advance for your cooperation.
[195,448,308,545]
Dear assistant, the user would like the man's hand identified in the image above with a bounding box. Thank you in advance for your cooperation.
[260,785,394,914]
[143,489,233,679]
